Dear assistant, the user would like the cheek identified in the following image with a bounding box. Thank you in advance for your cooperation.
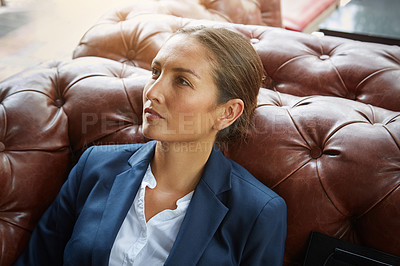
[171,86,218,112]
[170,97,219,130]
[169,95,213,115]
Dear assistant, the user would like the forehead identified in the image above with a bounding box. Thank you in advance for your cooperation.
[154,34,213,68]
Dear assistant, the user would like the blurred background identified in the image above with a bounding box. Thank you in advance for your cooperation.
[0,0,131,81]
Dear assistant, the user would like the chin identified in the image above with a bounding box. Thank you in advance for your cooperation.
[142,124,170,142]
[142,122,216,144]
[142,124,158,140]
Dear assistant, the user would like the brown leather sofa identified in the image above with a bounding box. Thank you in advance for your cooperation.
[1,1,400,265]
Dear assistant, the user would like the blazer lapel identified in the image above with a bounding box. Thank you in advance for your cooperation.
[165,146,232,265]
[92,141,156,265]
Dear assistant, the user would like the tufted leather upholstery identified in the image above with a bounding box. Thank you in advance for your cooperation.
[1,3,400,266]
[0,57,151,265]
[74,13,400,112]
[73,0,282,65]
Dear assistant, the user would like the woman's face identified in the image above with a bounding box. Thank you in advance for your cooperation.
[142,34,221,144]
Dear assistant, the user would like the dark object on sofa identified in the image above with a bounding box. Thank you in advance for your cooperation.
[1,1,400,265]
[304,231,400,266]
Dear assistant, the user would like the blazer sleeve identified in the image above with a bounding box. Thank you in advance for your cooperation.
[241,196,287,266]
[14,147,94,266]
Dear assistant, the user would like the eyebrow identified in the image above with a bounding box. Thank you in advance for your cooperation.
[172,67,201,80]
[152,60,201,80]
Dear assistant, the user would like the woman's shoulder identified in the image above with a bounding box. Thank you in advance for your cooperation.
[73,142,155,183]
[65,142,155,199]
[228,158,285,207]
[82,141,155,165]
[85,142,147,158]
[219,157,286,229]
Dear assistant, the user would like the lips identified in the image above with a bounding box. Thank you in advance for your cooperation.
[144,107,164,120]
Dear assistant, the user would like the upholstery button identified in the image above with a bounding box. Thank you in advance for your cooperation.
[310,147,322,159]
[0,142,5,152]
[250,38,259,44]
[127,50,136,61]
[55,98,64,107]
[320,55,330,60]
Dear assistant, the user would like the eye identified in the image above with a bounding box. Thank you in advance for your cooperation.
[176,76,191,87]
[151,67,160,79]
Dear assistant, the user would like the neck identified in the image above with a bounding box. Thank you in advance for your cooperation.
[150,140,215,194]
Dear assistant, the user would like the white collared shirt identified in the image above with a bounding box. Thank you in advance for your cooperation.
[109,164,193,266]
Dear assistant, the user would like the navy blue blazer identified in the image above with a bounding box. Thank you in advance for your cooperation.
[16,141,287,265]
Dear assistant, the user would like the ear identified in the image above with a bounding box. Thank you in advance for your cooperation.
[213,99,244,131]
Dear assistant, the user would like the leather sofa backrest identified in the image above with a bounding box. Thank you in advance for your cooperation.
[74,13,400,111]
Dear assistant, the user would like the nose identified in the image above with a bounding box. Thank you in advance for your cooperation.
[144,77,164,104]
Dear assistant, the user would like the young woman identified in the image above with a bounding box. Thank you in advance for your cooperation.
[16,26,287,266]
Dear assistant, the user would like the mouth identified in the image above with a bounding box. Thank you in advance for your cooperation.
[144,107,165,120]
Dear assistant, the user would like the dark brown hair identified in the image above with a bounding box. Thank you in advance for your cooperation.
[174,26,264,145]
